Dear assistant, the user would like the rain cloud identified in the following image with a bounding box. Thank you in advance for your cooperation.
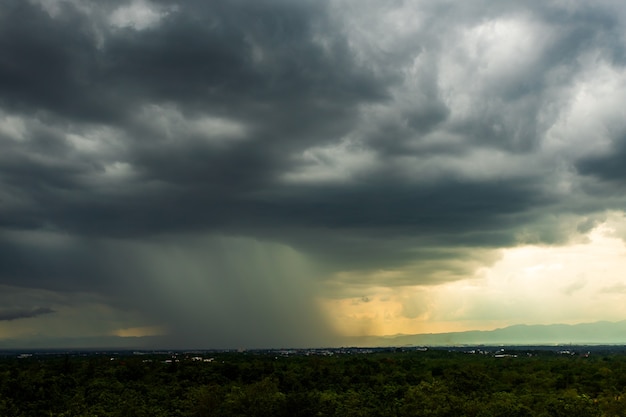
[2,0,626,346]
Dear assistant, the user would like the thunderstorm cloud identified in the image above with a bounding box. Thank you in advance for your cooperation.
[2,0,626,347]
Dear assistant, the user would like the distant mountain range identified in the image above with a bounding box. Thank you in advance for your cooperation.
[345,320,626,347]
[2,320,626,350]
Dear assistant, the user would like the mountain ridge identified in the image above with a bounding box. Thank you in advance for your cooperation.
[345,320,626,347]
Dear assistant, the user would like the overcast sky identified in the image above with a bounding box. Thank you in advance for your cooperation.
[2,0,626,348]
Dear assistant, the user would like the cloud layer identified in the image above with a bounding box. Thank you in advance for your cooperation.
[2,0,626,346]
[0,307,54,322]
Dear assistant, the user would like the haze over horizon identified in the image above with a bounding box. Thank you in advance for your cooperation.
[2,0,626,349]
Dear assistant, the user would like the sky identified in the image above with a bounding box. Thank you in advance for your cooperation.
[1,0,626,349]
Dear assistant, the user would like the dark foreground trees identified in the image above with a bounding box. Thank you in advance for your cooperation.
[1,348,626,416]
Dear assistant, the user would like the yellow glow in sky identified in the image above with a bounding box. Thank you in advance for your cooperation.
[113,326,168,338]
[320,214,626,337]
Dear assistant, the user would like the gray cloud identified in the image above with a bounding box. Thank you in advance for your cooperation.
[577,133,626,183]
[2,0,626,346]
[0,307,55,321]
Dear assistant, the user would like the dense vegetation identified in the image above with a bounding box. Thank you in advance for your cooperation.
[2,347,626,416]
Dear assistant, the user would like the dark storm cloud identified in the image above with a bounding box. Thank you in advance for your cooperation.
[0,1,109,121]
[0,0,384,122]
[577,133,626,184]
[0,0,388,237]
[0,232,127,293]
[2,0,626,346]
[2,0,623,255]
[0,307,54,321]
[105,1,384,105]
